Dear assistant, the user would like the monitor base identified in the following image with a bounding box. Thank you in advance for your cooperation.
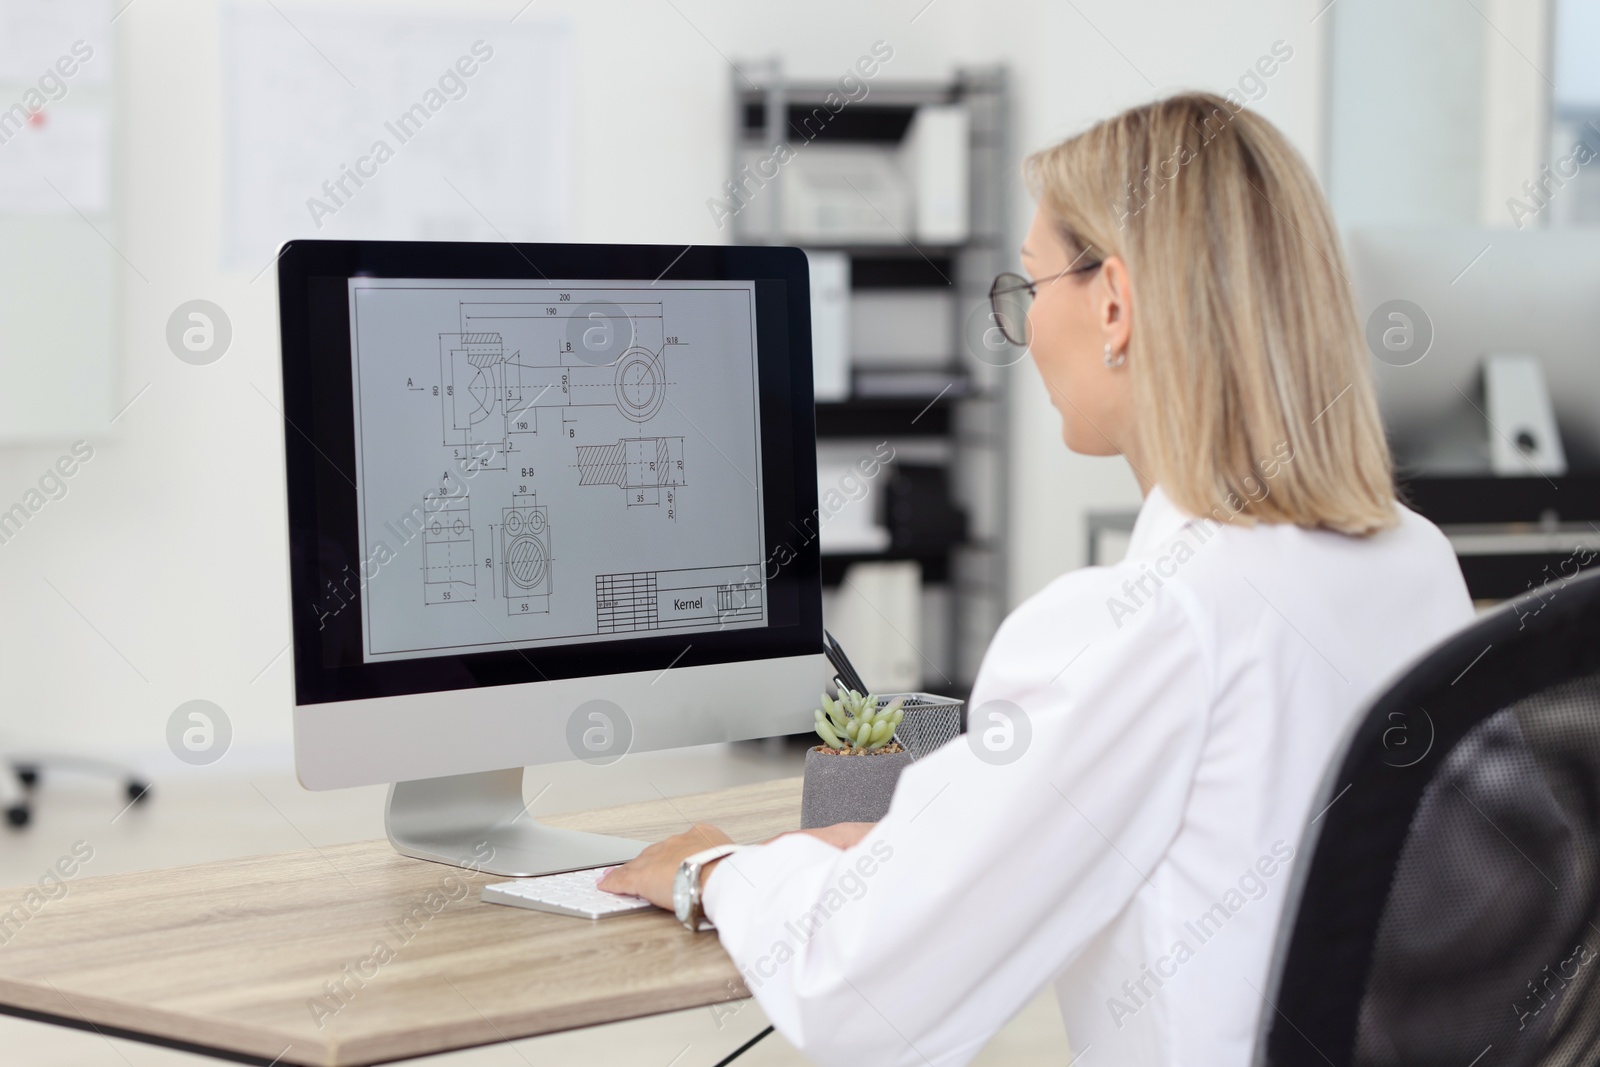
[385,768,646,877]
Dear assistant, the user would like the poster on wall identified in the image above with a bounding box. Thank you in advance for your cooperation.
[221,4,574,273]
[0,0,112,85]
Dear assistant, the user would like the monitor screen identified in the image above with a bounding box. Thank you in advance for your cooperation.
[350,278,768,662]
[278,242,820,705]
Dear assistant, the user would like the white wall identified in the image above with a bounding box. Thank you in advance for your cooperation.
[1326,0,1485,227]
[1326,0,1552,229]
[1478,0,1551,227]
[0,0,1328,768]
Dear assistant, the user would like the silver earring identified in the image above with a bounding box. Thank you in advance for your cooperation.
[1103,343,1126,368]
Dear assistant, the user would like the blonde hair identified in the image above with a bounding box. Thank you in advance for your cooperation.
[1025,91,1397,535]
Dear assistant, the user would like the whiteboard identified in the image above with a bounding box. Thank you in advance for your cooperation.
[0,0,115,441]
[0,104,110,214]
[221,4,575,273]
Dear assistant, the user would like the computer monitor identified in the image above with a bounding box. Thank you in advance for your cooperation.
[1347,227,1600,476]
[275,240,828,876]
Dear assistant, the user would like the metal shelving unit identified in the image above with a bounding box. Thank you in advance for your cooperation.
[731,61,1013,695]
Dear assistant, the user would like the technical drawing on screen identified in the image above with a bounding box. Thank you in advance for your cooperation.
[348,279,768,662]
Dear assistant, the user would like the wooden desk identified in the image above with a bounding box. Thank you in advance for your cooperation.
[0,776,801,1066]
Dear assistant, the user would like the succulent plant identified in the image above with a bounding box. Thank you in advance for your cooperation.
[814,689,905,754]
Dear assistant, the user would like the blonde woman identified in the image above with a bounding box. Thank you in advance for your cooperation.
[603,92,1473,1065]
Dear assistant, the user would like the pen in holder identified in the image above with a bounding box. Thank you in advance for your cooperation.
[881,692,965,761]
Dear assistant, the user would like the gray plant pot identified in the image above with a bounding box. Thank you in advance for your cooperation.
[800,746,913,829]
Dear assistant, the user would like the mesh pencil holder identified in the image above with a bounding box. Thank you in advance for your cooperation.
[877,692,965,761]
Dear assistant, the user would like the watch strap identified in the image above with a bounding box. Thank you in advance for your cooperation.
[680,843,741,931]
[685,843,742,867]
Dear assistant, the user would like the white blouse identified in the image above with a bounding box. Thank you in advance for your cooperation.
[704,485,1474,1066]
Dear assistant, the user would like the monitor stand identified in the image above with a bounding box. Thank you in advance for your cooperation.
[385,768,646,877]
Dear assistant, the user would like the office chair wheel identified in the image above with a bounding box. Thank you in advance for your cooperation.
[15,764,38,789]
[5,803,28,828]
[126,780,150,804]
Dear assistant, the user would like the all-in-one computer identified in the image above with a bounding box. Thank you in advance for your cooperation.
[276,241,828,876]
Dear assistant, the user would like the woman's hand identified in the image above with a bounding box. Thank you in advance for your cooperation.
[598,823,732,909]
[598,821,877,911]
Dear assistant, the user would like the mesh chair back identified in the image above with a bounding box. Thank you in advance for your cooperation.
[1259,567,1600,1067]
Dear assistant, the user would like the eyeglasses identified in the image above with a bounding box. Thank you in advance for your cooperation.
[988,258,1104,348]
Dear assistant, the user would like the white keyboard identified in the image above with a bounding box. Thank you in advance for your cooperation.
[480,865,655,920]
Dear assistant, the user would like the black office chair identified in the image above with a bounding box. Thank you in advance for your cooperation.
[1258,565,1600,1067]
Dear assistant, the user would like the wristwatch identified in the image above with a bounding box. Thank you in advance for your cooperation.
[674,844,741,931]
